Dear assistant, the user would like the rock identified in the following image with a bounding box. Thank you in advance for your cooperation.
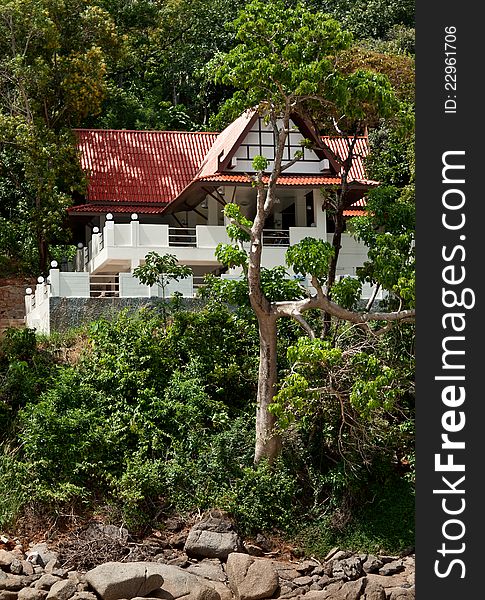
[362,556,383,574]
[0,573,6,582]
[336,579,365,600]
[184,517,244,560]
[21,563,34,577]
[226,553,278,600]
[362,579,386,600]
[378,561,404,577]
[17,589,47,600]
[0,552,15,569]
[293,576,313,586]
[46,580,77,600]
[85,563,164,600]
[0,592,17,600]
[332,557,363,581]
[202,581,232,600]
[295,561,318,574]
[388,588,415,600]
[0,576,31,592]
[44,561,59,575]
[27,546,58,569]
[34,575,62,590]
[8,564,22,578]
[70,594,98,600]
[150,564,220,600]
[186,559,226,582]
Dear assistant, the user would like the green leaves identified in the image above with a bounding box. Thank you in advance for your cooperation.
[286,237,335,284]
[133,252,192,289]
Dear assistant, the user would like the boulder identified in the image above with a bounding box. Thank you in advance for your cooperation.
[0,552,15,570]
[388,588,415,600]
[17,589,47,600]
[378,561,404,577]
[149,564,220,600]
[186,560,226,582]
[85,563,164,600]
[226,553,278,600]
[332,557,363,581]
[184,517,244,561]
[362,579,386,600]
[46,580,77,600]
[35,576,62,591]
[27,546,58,569]
[0,592,17,600]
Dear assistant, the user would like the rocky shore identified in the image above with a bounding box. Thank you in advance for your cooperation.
[1,515,414,600]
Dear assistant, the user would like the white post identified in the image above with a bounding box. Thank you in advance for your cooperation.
[24,288,33,315]
[105,213,115,247]
[130,213,139,248]
[314,190,327,239]
[49,262,60,297]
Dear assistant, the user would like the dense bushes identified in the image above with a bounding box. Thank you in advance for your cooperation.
[0,304,414,554]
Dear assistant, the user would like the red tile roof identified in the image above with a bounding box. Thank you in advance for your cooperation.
[196,174,376,187]
[321,136,370,181]
[71,123,375,217]
[75,129,217,204]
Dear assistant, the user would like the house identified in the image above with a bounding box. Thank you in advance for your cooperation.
[25,110,380,333]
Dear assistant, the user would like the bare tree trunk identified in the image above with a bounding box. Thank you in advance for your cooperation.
[254,313,281,464]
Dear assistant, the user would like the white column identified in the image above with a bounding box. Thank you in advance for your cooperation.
[314,190,327,239]
[49,267,60,297]
[130,213,139,247]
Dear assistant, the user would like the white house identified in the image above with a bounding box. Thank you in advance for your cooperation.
[25,110,381,333]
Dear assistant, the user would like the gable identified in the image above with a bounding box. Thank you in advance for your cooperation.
[229,117,331,175]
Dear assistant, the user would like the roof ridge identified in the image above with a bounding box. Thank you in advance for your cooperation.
[74,128,219,135]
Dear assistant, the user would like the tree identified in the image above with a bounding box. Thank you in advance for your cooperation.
[133,252,192,326]
[0,0,121,272]
[212,0,415,464]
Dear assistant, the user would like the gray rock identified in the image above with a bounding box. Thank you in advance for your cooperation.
[226,553,278,600]
[9,562,22,577]
[388,588,415,600]
[186,560,226,582]
[0,574,6,582]
[44,561,59,575]
[378,561,404,577]
[0,576,31,592]
[362,556,383,574]
[17,589,47,600]
[362,579,386,600]
[0,552,15,569]
[293,576,313,586]
[0,592,17,600]
[70,594,98,600]
[332,557,363,581]
[21,563,34,577]
[85,563,164,600]
[337,578,365,600]
[46,580,77,600]
[184,517,244,561]
[150,564,220,600]
[34,575,62,590]
[27,546,58,569]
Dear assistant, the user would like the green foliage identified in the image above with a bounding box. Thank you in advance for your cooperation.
[223,203,253,243]
[251,155,268,172]
[211,0,399,131]
[286,237,335,284]
[295,473,415,556]
[0,328,54,433]
[134,252,192,290]
[331,277,362,309]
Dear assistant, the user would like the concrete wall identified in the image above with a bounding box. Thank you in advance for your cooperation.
[49,297,206,332]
